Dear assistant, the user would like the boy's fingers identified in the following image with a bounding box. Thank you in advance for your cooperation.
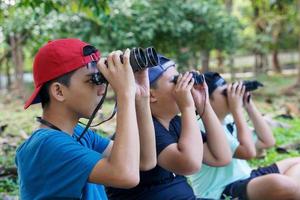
[98,58,108,75]
[112,51,123,67]
[123,49,131,69]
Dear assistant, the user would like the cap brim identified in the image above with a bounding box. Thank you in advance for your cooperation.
[149,64,175,84]
[24,85,42,109]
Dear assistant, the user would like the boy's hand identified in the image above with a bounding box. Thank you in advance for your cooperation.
[134,68,150,100]
[191,75,209,111]
[173,72,195,112]
[227,82,245,113]
[97,49,136,97]
[243,91,256,111]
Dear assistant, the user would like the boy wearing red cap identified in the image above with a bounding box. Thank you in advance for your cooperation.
[15,38,156,199]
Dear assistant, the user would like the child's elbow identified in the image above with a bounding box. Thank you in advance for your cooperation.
[208,155,232,167]
[174,159,202,175]
[140,158,157,171]
[264,138,276,148]
[118,170,140,188]
[217,156,232,166]
[245,149,257,159]
[124,177,140,188]
[184,159,202,175]
[218,148,233,166]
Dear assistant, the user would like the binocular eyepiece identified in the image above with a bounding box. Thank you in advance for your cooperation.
[91,47,158,85]
[222,80,264,96]
[171,72,205,85]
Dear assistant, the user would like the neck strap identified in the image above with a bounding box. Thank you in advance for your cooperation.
[36,117,61,131]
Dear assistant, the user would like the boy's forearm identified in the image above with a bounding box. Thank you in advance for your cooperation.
[202,104,231,161]
[246,102,275,148]
[135,98,157,170]
[109,95,140,173]
[178,109,203,161]
[195,98,210,115]
[232,108,256,151]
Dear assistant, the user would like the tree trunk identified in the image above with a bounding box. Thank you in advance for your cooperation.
[224,0,235,80]
[216,50,224,72]
[252,1,269,75]
[10,33,24,97]
[6,58,11,90]
[271,5,283,74]
[201,50,210,72]
[272,50,281,73]
[229,56,235,81]
[0,61,2,90]
[297,0,300,86]
[255,53,268,75]
[254,53,262,74]
[297,37,300,86]
[224,0,233,13]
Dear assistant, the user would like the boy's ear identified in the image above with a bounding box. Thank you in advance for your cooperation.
[150,89,157,103]
[49,82,66,102]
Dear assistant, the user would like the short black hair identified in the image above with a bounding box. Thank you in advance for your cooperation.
[150,81,158,89]
[204,72,226,96]
[39,70,76,109]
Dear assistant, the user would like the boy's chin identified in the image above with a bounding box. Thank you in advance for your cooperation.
[78,112,94,120]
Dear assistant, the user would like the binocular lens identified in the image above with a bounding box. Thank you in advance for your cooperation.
[145,47,158,67]
[171,72,204,85]
[96,47,159,85]
[130,47,148,72]
[130,47,159,71]
[222,80,264,96]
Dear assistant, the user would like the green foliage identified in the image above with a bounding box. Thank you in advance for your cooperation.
[248,115,300,167]
[273,118,300,146]
[238,0,300,54]
[19,0,109,16]
[0,178,18,194]
[0,0,241,72]
[253,74,296,97]
[90,0,241,69]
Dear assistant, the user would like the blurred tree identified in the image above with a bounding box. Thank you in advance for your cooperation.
[245,0,297,75]
[0,2,29,94]
[297,0,300,86]
[181,0,240,72]
[250,0,271,74]
[268,0,296,73]
[0,0,109,93]
[0,0,240,87]
[222,0,235,80]
[74,0,240,72]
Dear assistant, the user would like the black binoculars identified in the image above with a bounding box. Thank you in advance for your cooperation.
[222,80,264,96]
[90,47,158,85]
[171,72,205,85]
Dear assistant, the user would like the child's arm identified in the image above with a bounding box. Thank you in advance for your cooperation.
[157,73,203,175]
[244,95,275,150]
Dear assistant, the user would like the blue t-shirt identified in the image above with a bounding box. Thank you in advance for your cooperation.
[106,116,205,200]
[15,124,110,200]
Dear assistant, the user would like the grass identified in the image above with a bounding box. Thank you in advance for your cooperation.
[249,117,300,167]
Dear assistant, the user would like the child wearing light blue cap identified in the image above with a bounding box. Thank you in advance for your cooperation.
[107,55,232,200]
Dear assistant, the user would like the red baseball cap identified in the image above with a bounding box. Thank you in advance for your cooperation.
[24,38,100,109]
